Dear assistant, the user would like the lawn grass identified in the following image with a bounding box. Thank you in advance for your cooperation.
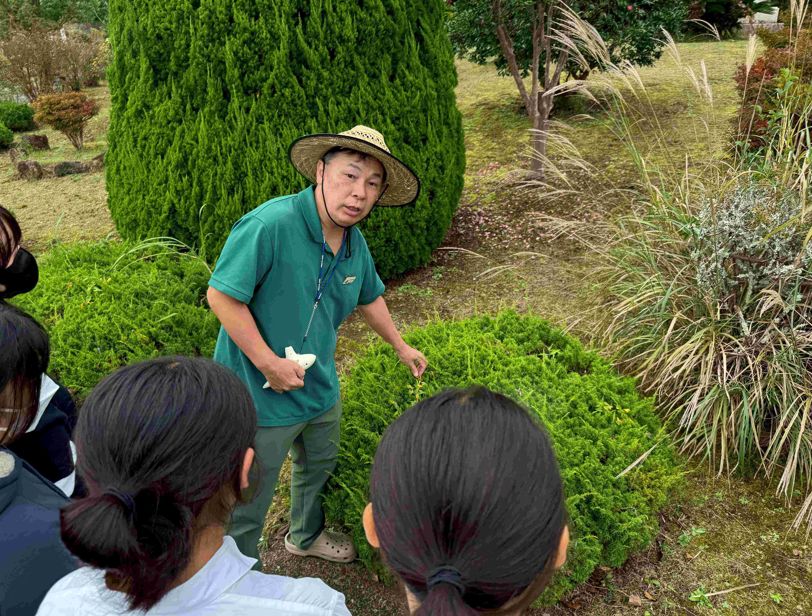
[0,83,113,251]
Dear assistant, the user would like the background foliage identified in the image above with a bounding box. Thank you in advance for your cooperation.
[448,0,691,78]
[106,0,465,279]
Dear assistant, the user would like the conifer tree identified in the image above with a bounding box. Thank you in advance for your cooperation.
[106,0,465,278]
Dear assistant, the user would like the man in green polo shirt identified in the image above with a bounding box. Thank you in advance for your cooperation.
[207,125,427,565]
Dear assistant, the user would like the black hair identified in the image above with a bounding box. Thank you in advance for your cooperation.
[369,387,567,615]
[0,302,49,444]
[0,205,21,269]
[60,356,258,612]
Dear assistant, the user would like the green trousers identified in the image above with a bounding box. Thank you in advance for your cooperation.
[228,400,342,567]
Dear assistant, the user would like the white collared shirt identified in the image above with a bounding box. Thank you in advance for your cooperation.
[36,536,351,615]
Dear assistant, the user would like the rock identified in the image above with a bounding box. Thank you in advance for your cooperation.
[20,134,49,150]
[16,160,43,180]
[628,594,644,607]
[53,161,90,177]
[88,152,105,172]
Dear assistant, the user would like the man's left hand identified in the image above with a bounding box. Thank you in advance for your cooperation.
[396,344,428,378]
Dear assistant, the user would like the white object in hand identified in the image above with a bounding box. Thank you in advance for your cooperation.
[263,347,317,389]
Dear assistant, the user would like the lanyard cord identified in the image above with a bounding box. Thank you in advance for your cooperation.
[302,230,347,345]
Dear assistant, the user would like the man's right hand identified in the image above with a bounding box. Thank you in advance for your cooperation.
[261,357,305,393]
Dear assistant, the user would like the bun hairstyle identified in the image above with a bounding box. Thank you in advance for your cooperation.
[60,357,257,611]
[0,302,49,444]
[369,387,567,615]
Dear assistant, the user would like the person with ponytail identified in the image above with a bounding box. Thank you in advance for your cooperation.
[37,357,351,615]
[362,387,570,615]
[0,306,76,615]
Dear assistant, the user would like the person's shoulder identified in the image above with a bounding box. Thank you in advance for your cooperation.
[225,571,349,614]
[350,226,373,254]
[245,193,301,228]
[37,567,111,614]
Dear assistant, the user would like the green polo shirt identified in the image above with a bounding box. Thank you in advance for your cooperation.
[209,186,385,427]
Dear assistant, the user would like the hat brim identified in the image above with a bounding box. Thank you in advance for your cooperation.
[289,134,421,207]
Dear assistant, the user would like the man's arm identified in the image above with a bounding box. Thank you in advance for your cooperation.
[357,295,427,378]
[206,287,304,392]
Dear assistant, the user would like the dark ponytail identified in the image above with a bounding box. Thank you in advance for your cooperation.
[370,387,567,615]
[60,357,257,611]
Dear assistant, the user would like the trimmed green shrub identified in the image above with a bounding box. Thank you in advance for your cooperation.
[0,102,35,131]
[12,240,218,402]
[0,122,13,148]
[106,0,465,279]
[326,311,682,603]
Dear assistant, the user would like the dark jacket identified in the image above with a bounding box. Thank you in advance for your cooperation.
[7,376,82,497]
[0,448,77,616]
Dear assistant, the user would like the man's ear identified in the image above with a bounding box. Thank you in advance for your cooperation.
[315,159,325,185]
[362,503,380,548]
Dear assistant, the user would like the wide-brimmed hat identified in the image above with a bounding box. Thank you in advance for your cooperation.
[289,125,421,207]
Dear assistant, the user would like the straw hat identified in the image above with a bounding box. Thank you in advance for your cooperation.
[289,125,421,207]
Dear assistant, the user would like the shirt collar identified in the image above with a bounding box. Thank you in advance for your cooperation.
[299,185,324,244]
[147,535,256,613]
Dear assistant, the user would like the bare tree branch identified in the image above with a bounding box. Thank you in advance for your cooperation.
[493,0,534,117]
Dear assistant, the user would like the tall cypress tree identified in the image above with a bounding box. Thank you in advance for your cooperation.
[106,0,465,279]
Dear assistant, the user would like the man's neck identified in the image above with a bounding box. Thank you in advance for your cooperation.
[314,191,346,250]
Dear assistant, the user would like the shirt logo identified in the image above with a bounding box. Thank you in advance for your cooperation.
[342,275,357,285]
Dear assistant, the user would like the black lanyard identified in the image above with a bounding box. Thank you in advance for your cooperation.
[302,231,347,345]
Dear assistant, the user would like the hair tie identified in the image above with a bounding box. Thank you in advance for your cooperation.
[426,566,465,595]
[104,487,136,521]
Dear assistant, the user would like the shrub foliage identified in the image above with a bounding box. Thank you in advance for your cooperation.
[325,311,682,603]
[12,240,218,401]
[106,0,465,279]
[0,102,35,132]
[0,123,13,148]
[33,91,98,149]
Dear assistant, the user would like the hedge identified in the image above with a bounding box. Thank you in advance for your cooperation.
[326,311,682,603]
[106,0,465,279]
[12,240,218,401]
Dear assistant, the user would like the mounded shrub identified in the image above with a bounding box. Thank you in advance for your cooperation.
[12,240,218,402]
[33,92,99,150]
[325,311,682,603]
[0,122,13,148]
[106,0,465,279]
[0,102,35,131]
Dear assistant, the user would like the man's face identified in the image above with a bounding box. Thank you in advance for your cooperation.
[316,151,386,227]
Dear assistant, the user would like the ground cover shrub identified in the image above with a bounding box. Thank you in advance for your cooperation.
[0,102,35,131]
[0,122,13,148]
[325,311,682,604]
[12,240,218,402]
[33,91,98,149]
[106,0,465,279]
